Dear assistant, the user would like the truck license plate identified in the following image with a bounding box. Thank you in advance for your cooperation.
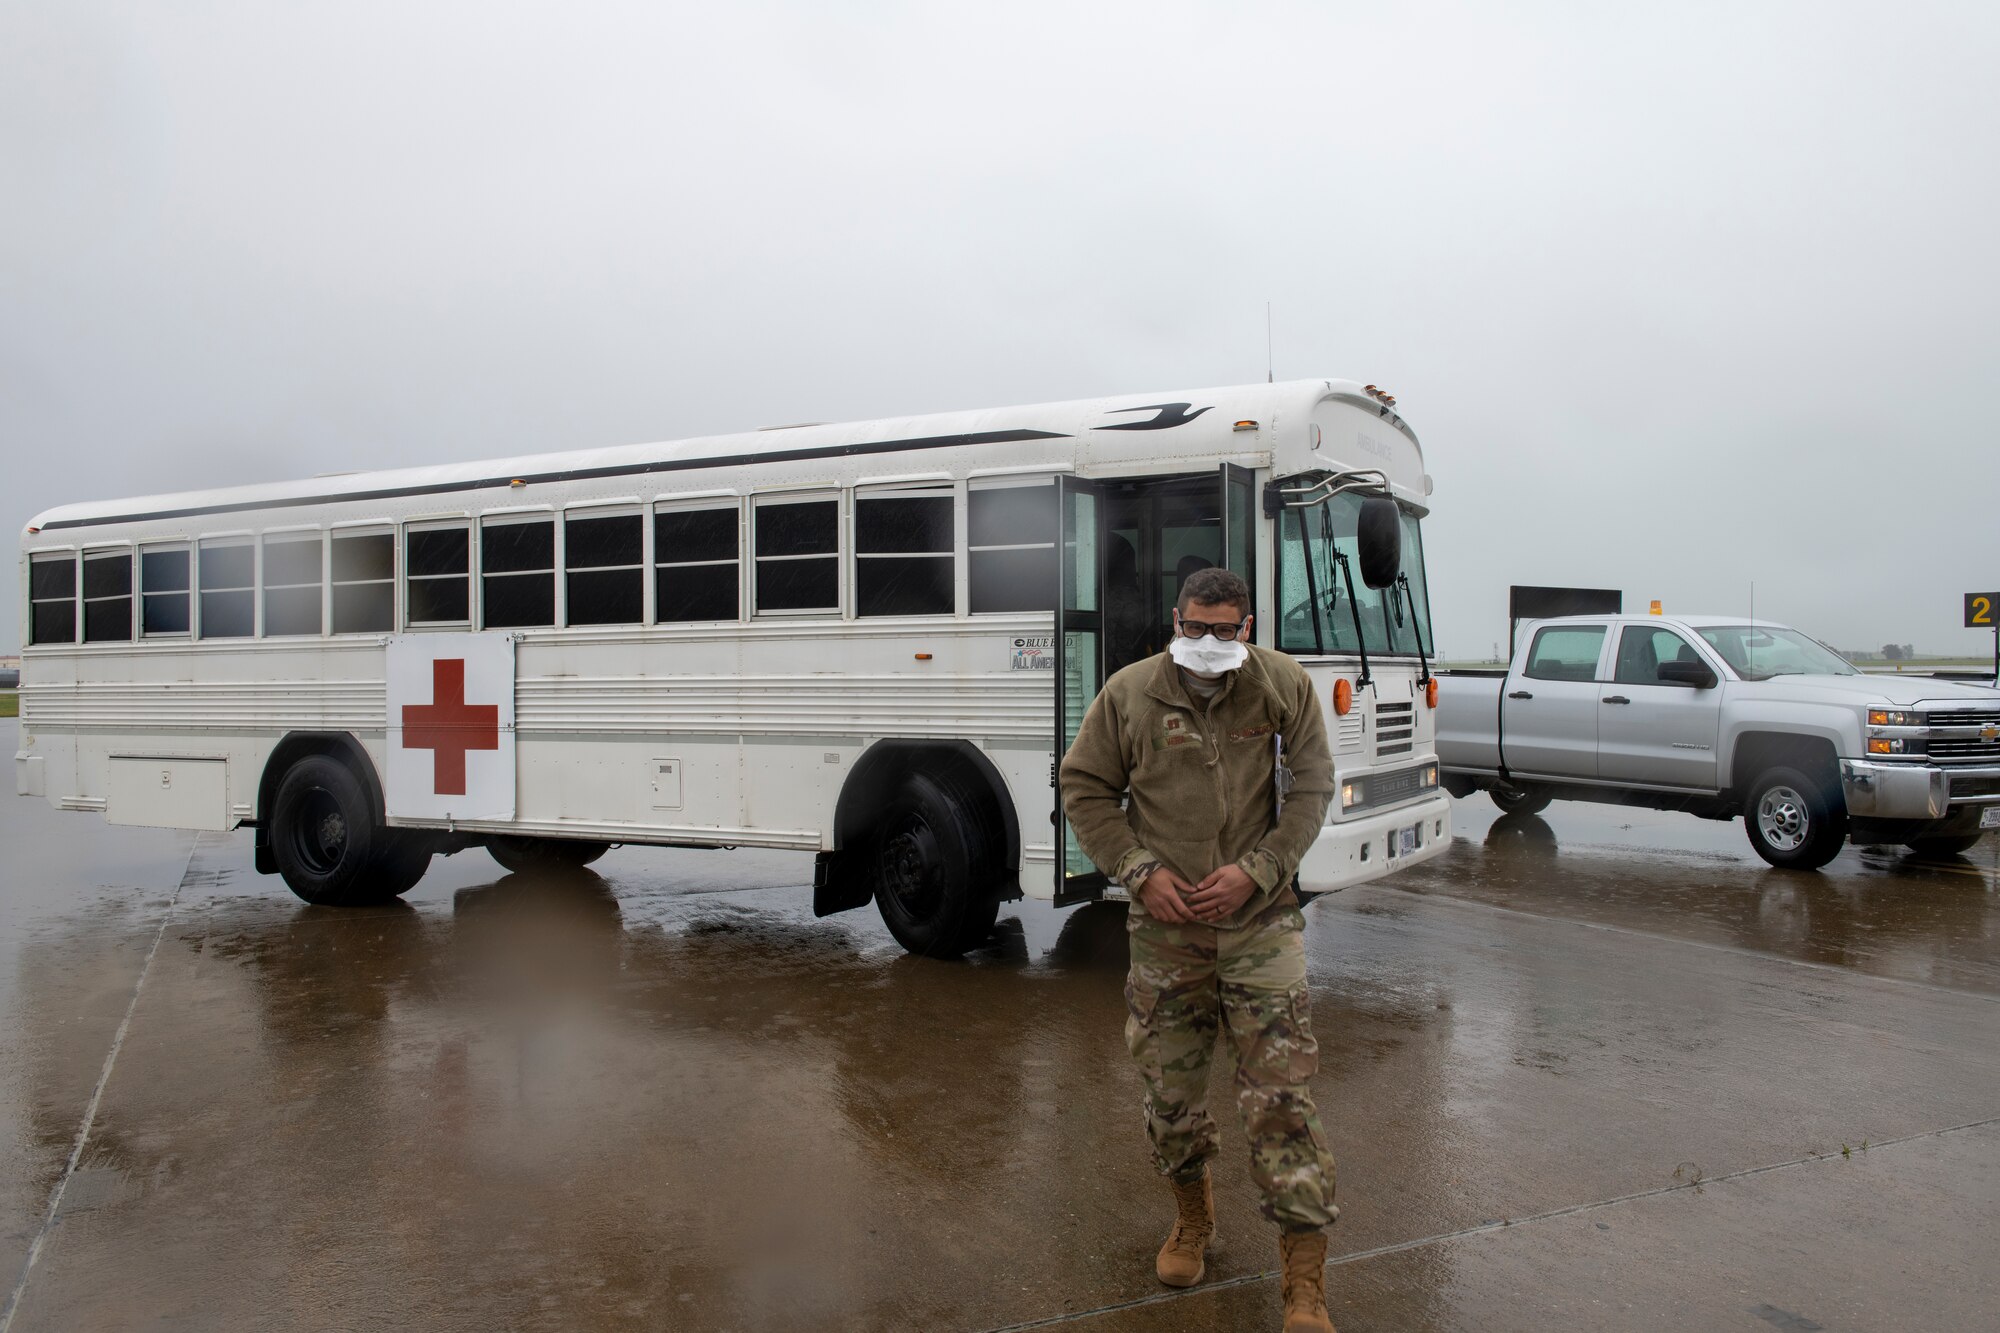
[1390,823,1422,858]
[1982,808,2000,830]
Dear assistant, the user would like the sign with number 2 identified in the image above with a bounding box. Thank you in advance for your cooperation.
[1968,592,1998,628]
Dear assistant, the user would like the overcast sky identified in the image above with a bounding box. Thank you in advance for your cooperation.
[5,1,1997,661]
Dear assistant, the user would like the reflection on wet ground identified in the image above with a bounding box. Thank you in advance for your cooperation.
[1408,799,2000,996]
[2,723,1996,1331]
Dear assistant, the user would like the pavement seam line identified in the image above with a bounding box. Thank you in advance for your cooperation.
[0,834,201,1333]
[975,1113,2000,1332]
[1367,881,2000,1004]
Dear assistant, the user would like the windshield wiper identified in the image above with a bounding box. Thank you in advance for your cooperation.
[1397,573,1432,686]
[1324,507,1374,691]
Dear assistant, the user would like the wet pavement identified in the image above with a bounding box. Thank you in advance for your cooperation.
[1,715,1995,1331]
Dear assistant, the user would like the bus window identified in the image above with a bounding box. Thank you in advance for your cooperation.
[855,485,953,617]
[29,552,77,645]
[330,531,395,633]
[198,540,254,639]
[968,479,1056,614]
[262,533,324,637]
[753,495,838,614]
[141,546,191,635]
[82,549,133,642]
[655,503,740,622]
[481,515,555,629]
[405,524,471,627]
[565,511,644,626]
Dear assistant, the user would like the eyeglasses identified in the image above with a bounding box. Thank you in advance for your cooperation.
[1177,616,1248,641]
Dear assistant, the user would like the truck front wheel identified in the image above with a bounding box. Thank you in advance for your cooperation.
[1744,766,1847,870]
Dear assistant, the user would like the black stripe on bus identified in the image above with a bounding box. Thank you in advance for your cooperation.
[36,428,1074,531]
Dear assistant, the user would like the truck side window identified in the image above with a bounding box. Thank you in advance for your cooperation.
[1614,627,1700,685]
[1524,626,1606,682]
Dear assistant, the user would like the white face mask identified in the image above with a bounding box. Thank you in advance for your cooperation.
[1170,634,1249,675]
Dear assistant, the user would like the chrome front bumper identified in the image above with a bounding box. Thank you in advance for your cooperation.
[1840,760,2000,819]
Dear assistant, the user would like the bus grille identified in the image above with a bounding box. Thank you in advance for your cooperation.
[1376,700,1414,757]
[1928,708,2000,761]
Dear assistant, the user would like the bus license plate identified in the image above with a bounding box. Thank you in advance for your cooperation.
[1390,823,1422,858]
[1982,807,2000,829]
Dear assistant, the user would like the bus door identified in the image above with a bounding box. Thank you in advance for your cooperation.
[1054,475,1109,904]
[1219,462,1255,618]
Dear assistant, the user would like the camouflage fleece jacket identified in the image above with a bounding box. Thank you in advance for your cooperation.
[1058,644,1334,931]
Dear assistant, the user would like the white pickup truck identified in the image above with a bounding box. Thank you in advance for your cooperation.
[1437,614,2000,868]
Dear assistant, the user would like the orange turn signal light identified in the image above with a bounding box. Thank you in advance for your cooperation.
[1425,678,1438,709]
[1333,678,1354,715]
[914,653,933,661]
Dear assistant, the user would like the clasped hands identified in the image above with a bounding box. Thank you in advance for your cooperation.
[1133,862,1255,924]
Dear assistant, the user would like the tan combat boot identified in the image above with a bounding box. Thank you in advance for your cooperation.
[1155,1168,1217,1287]
[1278,1229,1334,1332]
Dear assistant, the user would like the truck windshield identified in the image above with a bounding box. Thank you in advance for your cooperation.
[1695,625,1860,680]
[1275,484,1433,657]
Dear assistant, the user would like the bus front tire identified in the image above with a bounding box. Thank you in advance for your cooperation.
[271,754,410,906]
[871,771,1001,958]
[487,836,610,874]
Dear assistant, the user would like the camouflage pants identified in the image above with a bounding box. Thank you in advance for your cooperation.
[1125,898,1338,1231]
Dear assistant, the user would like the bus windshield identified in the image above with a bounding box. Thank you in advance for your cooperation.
[1695,625,1860,679]
[1275,483,1433,657]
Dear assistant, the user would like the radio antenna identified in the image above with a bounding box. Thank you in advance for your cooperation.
[1266,302,1274,383]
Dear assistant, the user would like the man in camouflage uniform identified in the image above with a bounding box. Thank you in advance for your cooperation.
[1060,567,1339,1333]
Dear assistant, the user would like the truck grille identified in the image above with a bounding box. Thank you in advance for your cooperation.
[1376,701,1414,757]
[1928,708,2000,761]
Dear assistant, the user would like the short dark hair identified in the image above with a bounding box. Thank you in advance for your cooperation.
[1177,566,1250,615]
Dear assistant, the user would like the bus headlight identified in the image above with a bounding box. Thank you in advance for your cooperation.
[1341,781,1361,809]
[1420,763,1439,788]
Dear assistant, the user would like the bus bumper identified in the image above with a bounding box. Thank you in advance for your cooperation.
[1298,793,1453,894]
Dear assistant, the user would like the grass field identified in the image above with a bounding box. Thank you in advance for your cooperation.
[0,692,16,719]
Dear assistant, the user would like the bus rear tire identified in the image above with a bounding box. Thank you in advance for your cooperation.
[487,836,610,874]
[371,832,435,897]
[870,770,1001,958]
[271,754,409,906]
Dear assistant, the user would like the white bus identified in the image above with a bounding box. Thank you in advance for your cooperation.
[16,379,1451,954]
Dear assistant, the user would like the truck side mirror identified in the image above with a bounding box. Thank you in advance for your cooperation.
[1656,660,1718,689]
[1356,497,1402,590]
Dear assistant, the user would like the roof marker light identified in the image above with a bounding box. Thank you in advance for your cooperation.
[1233,420,1258,431]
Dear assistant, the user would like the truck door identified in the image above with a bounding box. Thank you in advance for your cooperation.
[1597,625,1724,789]
[1055,475,1110,904]
[1501,623,1609,779]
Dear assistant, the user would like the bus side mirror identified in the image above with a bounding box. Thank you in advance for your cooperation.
[1356,497,1402,590]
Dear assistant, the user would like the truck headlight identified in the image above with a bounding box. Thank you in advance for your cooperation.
[1867,709,1921,727]
[1420,763,1439,788]
[1342,781,1361,809]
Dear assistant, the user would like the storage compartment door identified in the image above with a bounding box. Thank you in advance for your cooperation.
[107,756,233,831]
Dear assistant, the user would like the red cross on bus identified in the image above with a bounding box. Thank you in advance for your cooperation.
[400,658,500,795]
